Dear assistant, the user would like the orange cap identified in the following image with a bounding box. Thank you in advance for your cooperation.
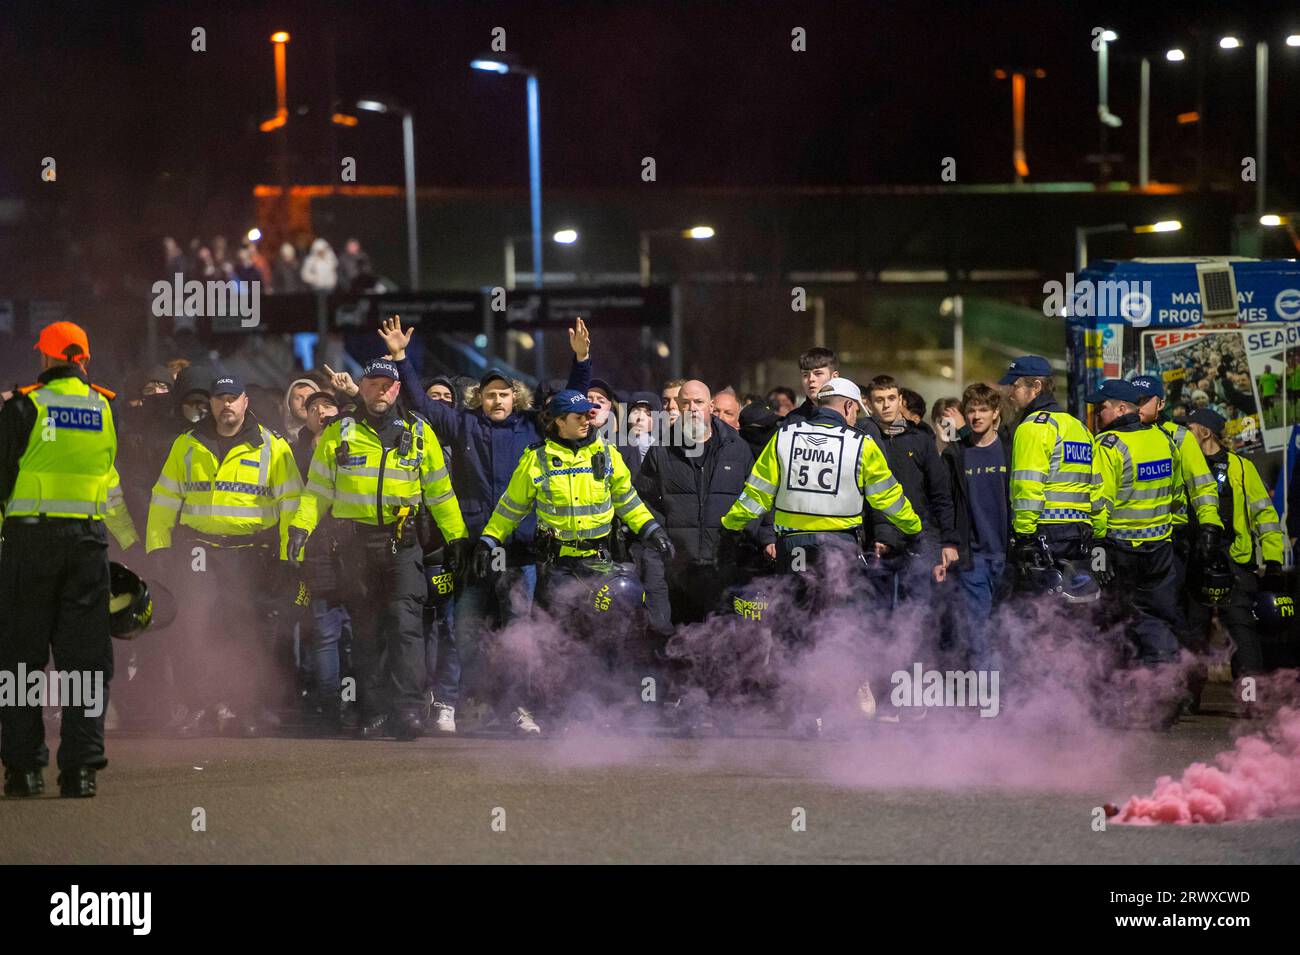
[34,321,91,363]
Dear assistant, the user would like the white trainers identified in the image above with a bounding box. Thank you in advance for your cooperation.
[856,682,877,720]
[431,703,457,735]
[512,706,542,736]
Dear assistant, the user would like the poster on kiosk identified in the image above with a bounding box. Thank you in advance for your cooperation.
[1061,257,1300,522]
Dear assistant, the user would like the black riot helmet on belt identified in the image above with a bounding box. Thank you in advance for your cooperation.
[581,559,645,616]
[1189,554,1234,607]
[1253,589,1295,635]
[426,563,455,607]
[109,562,154,639]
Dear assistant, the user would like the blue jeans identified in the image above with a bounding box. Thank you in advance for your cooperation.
[424,598,458,704]
[956,553,1005,672]
[309,599,352,713]
[449,564,536,704]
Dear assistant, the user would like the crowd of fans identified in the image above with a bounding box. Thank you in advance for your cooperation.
[75,314,1294,739]
[162,235,378,294]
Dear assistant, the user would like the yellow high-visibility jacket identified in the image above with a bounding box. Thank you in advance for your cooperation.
[722,413,921,536]
[1093,419,1222,545]
[483,434,657,557]
[292,411,466,548]
[1009,401,1100,535]
[147,417,301,556]
[1162,419,1217,528]
[1206,449,1284,566]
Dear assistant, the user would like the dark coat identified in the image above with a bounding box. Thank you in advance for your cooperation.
[872,417,958,549]
[395,355,590,557]
[940,425,1013,570]
[634,416,773,564]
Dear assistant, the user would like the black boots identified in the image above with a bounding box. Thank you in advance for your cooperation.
[58,767,97,798]
[2,767,96,798]
[356,711,424,740]
[3,768,44,798]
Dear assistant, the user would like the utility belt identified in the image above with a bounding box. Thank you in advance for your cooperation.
[534,524,610,564]
[339,516,423,556]
[178,525,278,551]
[3,514,101,526]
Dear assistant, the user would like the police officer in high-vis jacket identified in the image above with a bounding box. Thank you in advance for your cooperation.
[1131,374,1218,580]
[722,378,921,572]
[0,322,123,798]
[290,359,469,741]
[1089,379,1224,666]
[722,378,920,733]
[1184,408,1284,681]
[147,373,302,737]
[1000,355,1100,576]
[476,389,674,735]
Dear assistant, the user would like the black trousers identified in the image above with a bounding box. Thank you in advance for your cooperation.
[168,533,281,715]
[0,518,113,773]
[339,532,426,720]
[1186,561,1263,677]
[1108,538,1183,664]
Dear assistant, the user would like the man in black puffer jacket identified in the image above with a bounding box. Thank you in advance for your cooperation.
[634,380,773,628]
[865,375,958,607]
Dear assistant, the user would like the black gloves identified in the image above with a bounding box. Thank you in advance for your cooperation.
[1093,539,1117,587]
[1262,560,1286,593]
[717,526,743,562]
[445,538,474,580]
[472,539,496,580]
[1010,533,1044,568]
[1196,525,1224,563]
[287,527,309,563]
[644,525,676,561]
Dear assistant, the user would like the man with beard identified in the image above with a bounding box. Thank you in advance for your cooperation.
[289,360,469,741]
[636,380,772,629]
[146,374,302,737]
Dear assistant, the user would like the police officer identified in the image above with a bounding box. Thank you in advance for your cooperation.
[722,378,921,574]
[289,359,469,741]
[0,322,122,798]
[475,388,674,734]
[1089,379,1224,667]
[721,378,921,731]
[1131,374,1218,581]
[1183,408,1283,685]
[999,356,1099,577]
[147,373,303,737]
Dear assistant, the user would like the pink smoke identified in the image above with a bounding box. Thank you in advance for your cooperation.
[1117,703,1300,825]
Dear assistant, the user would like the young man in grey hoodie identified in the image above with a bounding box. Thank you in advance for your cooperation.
[283,377,317,441]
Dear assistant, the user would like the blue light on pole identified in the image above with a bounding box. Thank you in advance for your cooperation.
[473,55,545,374]
[526,74,542,292]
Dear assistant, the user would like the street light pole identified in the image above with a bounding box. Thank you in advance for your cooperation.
[1256,41,1268,222]
[401,110,419,290]
[1139,57,1150,188]
[356,99,421,290]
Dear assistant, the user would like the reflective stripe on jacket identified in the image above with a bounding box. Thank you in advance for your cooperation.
[1009,405,1099,534]
[293,413,466,547]
[722,409,921,536]
[148,421,302,556]
[6,376,117,519]
[482,434,657,556]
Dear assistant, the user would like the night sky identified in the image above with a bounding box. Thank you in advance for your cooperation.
[4,0,1297,213]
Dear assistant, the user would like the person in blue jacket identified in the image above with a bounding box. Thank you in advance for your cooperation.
[375,316,591,733]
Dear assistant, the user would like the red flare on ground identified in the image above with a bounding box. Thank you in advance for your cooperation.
[1115,706,1300,825]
